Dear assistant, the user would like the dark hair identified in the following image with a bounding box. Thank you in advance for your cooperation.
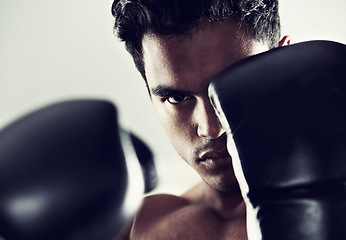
[111,0,281,84]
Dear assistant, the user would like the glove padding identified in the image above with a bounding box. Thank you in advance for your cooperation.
[209,40,346,240]
[0,100,157,240]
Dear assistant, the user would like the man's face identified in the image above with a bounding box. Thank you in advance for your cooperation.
[142,21,268,191]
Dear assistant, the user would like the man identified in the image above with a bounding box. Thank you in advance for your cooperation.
[111,0,290,239]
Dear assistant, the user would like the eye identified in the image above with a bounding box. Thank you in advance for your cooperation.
[166,95,191,104]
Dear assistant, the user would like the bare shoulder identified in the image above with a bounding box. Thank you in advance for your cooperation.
[130,183,218,240]
[133,182,205,225]
[143,193,190,207]
[130,183,247,240]
[130,193,190,239]
[134,182,205,222]
[132,193,190,225]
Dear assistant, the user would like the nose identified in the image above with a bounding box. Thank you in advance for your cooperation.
[196,98,225,139]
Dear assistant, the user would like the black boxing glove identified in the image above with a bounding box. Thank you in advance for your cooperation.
[0,100,158,240]
[209,40,346,240]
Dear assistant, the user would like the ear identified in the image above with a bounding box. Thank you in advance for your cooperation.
[278,35,291,47]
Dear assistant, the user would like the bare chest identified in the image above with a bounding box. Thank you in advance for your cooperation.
[134,207,247,240]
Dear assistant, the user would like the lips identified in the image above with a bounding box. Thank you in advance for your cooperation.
[199,149,232,169]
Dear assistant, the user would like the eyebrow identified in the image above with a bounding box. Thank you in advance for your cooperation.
[151,85,192,97]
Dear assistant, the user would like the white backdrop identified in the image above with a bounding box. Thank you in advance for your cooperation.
[1,0,345,195]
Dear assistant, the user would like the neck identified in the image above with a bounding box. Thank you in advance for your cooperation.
[202,182,246,219]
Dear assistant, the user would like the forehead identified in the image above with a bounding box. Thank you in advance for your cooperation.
[142,21,266,93]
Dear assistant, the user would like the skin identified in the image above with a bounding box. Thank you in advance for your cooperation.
[114,20,290,240]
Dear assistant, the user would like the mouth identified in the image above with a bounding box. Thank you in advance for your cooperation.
[198,149,232,170]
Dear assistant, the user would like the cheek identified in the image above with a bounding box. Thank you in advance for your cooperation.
[152,101,196,145]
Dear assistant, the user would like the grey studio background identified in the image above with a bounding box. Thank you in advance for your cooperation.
[1,0,346,195]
